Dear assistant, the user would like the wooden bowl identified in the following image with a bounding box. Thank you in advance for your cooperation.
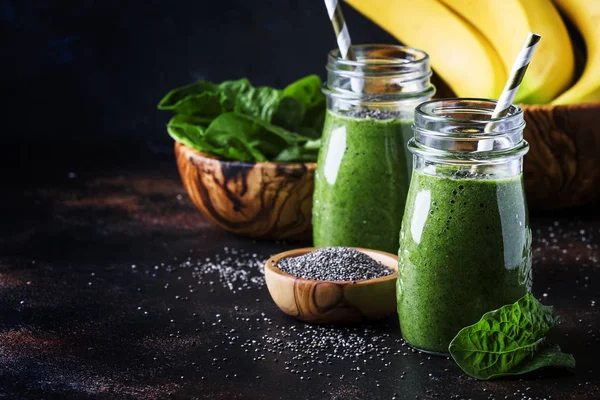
[264,247,398,324]
[521,103,600,210]
[175,142,315,240]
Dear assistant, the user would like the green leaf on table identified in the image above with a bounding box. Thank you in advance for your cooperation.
[485,345,576,379]
[449,293,575,380]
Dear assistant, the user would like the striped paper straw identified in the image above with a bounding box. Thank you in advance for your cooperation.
[479,32,541,151]
[491,32,541,119]
[324,0,356,60]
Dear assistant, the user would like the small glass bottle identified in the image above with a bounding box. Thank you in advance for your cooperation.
[313,45,435,254]
[397,98,533,354]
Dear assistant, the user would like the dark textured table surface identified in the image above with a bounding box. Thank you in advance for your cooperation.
[1,148,598,400]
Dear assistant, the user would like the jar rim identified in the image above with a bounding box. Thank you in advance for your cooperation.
[410,98,528,162]
[327,44,430,71]
[415,98,523,125]
[324,44,435,103]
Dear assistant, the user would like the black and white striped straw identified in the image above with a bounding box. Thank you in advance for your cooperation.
[491,32,541,119]
[324,0,356,60]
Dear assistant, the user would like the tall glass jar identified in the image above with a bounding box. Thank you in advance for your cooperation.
[313,45,435,254]
[397,98,533,354]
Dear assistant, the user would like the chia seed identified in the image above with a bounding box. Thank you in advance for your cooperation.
[121,214,597,399]
[276,247,393,282]
[344,109,404,120]
[185,248,265,293]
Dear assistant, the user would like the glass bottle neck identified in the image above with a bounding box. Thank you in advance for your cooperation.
[409,98,528,178]
[323,44,435,110]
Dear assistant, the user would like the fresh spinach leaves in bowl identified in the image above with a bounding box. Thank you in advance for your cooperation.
[158,75,325,162]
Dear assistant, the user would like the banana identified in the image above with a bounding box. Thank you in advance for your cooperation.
[438,0,574,104]
[551,0,600,105]
[345,0,506,99]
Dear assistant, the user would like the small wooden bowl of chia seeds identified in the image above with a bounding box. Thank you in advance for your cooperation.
[265,247,398,324]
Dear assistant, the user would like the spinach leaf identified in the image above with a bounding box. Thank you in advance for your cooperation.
[210,134,266,162]
[270,75,326,134]
[167,115,258,161]
[485,345,575,379]
[158,81,219,108]
[237,113,310,145]
[218,79,280,122]
[282,74,324,110]
[217,78,252,108]
[158,81,224,120]
[158,75,325,162]
[302,139,322,151]
[282,74,326,136]
[449,293,575,380]
[167,115,208,149]
[274,139,321,162]
[271,97,306,131]
[203,113,268,161]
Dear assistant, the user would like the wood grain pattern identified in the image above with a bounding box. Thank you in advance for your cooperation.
[264,248,398,324]
[175,143,315,240]
[522,103,600,209]
[175,103,600,242]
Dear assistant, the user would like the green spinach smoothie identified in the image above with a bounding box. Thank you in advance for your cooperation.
[313,109,413,254]
[397,170,532,353]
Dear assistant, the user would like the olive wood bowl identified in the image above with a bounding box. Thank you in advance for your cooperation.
[264,247,398,324]
[175,101,600,237]
[175,142,316,240]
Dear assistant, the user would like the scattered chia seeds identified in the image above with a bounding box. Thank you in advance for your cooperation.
[345,109,404,120]
[162,247,266,294]
[124,224,598,399]
[276,247,394,282]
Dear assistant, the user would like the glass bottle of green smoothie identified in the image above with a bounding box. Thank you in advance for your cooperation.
[397,98,533,354]
[313,45,435,254]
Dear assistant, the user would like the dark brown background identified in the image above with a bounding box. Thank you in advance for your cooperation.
[1,1,599,399]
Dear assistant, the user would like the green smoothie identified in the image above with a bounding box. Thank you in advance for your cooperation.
[313,109,413,254]
[397,170,532,353]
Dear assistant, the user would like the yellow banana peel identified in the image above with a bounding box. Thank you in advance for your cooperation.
[439,0,575,104]
[345,0,506,99]
[551,0,600,105]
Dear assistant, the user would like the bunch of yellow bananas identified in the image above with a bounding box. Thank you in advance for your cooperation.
[345,0,600,105]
